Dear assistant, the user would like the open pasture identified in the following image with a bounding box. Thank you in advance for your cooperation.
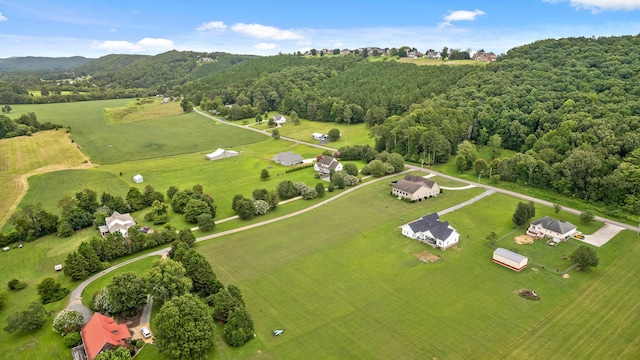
[17,169,131,217]
[179,184,635,359]
[9,100,267,164]
[104,98,183,124]
[250,114,374,147]
[0,130,90,228]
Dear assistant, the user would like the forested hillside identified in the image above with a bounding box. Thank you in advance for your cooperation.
[0,56,91,73]
[185,55,474,124]
[373,35,640,218]
[78,51,259,91]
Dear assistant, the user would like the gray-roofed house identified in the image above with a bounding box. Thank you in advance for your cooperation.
[527,216,577,242]
[392,174,440,201]
[492,248,528,271]
[274,151,304,167]
[401,212,459,249]
[98,211,136,238]
[314,155,343,175]
[273,114,286,126]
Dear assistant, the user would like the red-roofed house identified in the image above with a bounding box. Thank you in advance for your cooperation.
[81,313,131,360]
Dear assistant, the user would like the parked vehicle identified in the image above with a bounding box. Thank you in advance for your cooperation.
[141,326,152,338]
[273,329,284,336]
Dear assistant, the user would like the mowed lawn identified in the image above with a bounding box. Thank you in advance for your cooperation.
[9,100,267,164]
[0,227,99,360]
[174,184,639,359]
[249,114,374,147]
[0,130,89,228]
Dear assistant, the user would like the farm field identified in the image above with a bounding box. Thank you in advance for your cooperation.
[249,114,374,147]
[0,130,91,228]
[130,184,635,360]
[8,100,267,164]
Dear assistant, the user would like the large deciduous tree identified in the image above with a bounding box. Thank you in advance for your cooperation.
[571,245,599,270]
[107,272,148,317]
[37,278,69,304]
[154,294,215,360]
[512,201,535,226]
[144,259,192,304]
[4,302,50,334]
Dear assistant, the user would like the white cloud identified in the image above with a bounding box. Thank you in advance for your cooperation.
[0,12,7,21]
[231,23,304,40]
[440,9,485,28]
[255,42,276,50]
[109,28,117,32]
[196,21,227,32]
[92,37,174,52]
[545,0,640,12]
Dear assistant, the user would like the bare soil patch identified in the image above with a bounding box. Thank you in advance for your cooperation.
[515,235,535,245]
[414,250,440,263]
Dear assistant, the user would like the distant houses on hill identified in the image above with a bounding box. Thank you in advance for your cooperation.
[301,46,497,61]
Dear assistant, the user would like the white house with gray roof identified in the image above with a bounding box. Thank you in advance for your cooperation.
[99,211,136,238]
[527,216,577,242]
[274,151,303,166]
[314,155,342,175]
[401,213,459,249]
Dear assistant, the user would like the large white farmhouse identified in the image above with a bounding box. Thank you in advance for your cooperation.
[98,211,136,238]
[401,213,459,249]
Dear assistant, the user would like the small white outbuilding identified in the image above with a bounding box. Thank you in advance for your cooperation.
[54,264,63,271]
[492,248,528,272]
[133,174,144,183]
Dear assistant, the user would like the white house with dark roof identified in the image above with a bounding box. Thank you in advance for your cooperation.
[314,155,343,175]
[273,114,286,126]
[527,216,577,242]
[401,213,459,249]
[99,211,136,238]
[493,248,528,271]
[392,174,440,201]
[274,151,304,166]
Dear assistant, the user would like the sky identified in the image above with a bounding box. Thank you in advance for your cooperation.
[1,0,640,58]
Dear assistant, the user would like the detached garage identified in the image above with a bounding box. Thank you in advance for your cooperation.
[493,248,528,272]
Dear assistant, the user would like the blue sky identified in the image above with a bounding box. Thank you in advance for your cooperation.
[1,0,640,58]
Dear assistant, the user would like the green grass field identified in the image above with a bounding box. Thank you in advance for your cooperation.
[9,100,267,164]
[3,99,640,359]
[130,184,633,360]
[0,130,90,228]
[248,113,374,147]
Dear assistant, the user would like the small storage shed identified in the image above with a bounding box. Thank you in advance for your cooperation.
[133,174,144,183]
[54,264,63,271]
[492,248,528,272]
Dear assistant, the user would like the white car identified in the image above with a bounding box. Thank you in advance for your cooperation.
[141,326,152,339]
[273,329,284,336]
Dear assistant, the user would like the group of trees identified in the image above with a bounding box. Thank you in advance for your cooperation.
[0,112,62,138]
[64,227,195,281]
[232,188,280,220]
[168,185,217,227]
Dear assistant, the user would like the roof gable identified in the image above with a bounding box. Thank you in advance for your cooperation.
[82,313,131,360]
[531,216,576,234]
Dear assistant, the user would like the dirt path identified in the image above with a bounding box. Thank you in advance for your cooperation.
[1,160,95,228]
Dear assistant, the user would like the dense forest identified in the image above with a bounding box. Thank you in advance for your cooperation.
[185,55,475,124]
[371,35,640,218]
